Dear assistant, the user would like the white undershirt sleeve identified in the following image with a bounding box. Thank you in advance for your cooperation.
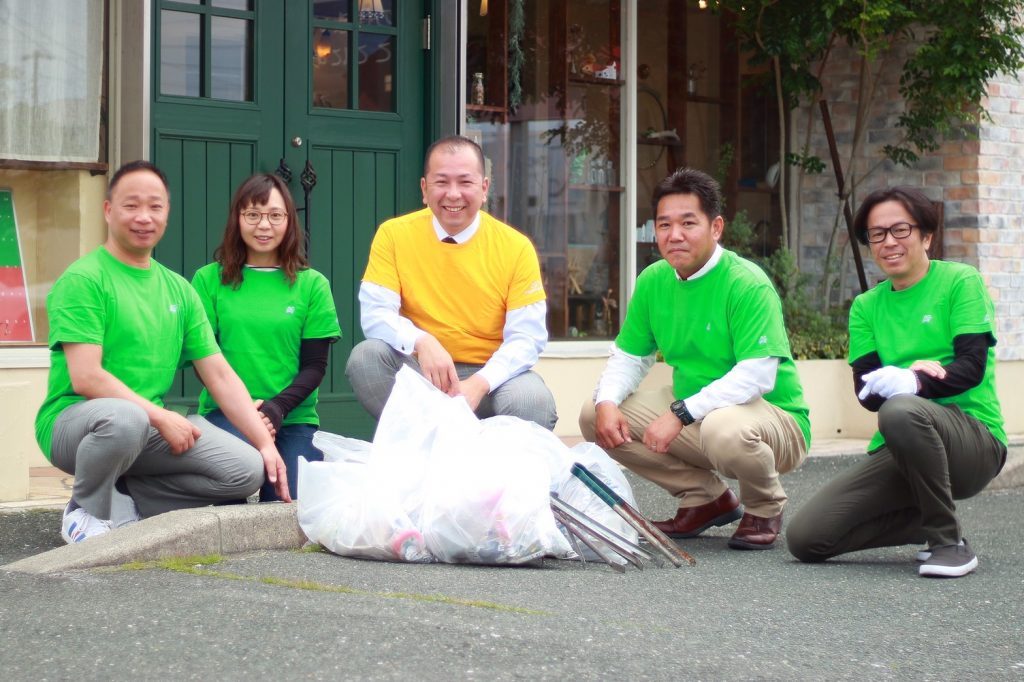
[359,281,425,355]
[476,300,547,392]
[684,356,779,421]
[593,345,656,406]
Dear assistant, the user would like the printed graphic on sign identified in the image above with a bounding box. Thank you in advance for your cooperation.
[0,190,34,341]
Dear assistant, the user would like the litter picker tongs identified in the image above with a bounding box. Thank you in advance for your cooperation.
[569,462,696,568]
[551,493,658,572]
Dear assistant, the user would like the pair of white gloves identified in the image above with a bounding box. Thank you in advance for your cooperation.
[858,366,919,400]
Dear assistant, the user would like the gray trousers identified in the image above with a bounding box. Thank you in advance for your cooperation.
[50,398,264,520]
[345,339,558,430]
[788,395,1006,560]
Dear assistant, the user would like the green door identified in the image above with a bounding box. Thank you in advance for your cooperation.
[152,0,426,438]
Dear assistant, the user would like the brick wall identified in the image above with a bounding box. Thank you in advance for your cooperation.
[791,42,1024,359]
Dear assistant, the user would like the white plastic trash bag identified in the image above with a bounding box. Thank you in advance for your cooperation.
[297,457,431,562]
[312,430,372,464]
[297,366,574,564]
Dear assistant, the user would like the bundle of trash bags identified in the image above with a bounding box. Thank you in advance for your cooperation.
[296,367,638,565]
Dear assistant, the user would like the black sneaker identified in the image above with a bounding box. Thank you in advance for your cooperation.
[919,539,977,578]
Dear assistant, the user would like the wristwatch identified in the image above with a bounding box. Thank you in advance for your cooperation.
[670,399,695,426]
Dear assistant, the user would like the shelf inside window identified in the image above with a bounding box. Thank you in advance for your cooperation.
[569,75,624,87]
[569,183,625,192]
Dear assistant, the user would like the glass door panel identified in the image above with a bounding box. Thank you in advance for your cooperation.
[465,0,623,340]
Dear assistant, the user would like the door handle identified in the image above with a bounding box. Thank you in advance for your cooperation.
[300,160,317,252]
[275,158,293,183]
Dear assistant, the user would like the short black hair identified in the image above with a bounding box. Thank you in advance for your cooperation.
[107,160,170,200]
[422,135,486,178]
[853,187,938,245]
[651,167,722,220]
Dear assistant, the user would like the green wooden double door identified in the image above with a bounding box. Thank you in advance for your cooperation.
[151,0,427,437]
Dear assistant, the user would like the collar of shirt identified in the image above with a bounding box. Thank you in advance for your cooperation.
[675,244,723,281]
[432,213,481,244]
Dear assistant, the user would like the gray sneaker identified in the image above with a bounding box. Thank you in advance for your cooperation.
[919,539,977,578]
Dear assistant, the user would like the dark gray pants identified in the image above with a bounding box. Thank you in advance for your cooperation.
[345,339,558,430]
[788,395,1005,560]
[50,398,264,520]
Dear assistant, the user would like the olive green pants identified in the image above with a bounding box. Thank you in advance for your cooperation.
[788,395,1006,560]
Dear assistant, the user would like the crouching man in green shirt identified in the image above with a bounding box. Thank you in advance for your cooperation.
[579,168,810,550]
[788,187,1006,578]
[35,161,290,545]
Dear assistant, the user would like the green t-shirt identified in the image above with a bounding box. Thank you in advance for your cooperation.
[848,259,1005,450]
[615,251,811,446]
[35,247,220,458]
[191,264,341,426]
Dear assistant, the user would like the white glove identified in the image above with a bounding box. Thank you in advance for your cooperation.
[858,366,918,400]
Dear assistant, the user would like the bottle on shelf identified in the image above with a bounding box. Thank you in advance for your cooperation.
[471,72,485,106]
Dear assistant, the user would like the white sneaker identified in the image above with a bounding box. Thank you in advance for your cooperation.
[60,502,112,544]
[110,488,143,529]
[915,548,931,562]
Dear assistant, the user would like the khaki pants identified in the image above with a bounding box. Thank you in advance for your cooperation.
[579,386,807,517]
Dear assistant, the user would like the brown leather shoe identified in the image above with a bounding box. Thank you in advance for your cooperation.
[727,511,783,550]
[652,489,742,538]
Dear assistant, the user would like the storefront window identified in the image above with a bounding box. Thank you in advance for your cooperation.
[0,0,105,164]
[466,0,624,341]
[0,170,106,346]
[465,1,779,342]
[0,1,108,347]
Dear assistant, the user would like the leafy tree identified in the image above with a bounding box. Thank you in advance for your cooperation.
[716,0,1024,300]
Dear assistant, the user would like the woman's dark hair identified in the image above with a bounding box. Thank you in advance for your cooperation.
[853,187,939,245]
[650,167,723,220]
[215,173,307,287]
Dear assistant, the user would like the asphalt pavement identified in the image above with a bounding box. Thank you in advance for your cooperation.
[2,453,1023,681]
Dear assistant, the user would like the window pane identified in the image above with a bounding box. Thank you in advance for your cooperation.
[465,0,623,340]
[160,10,201,97]
[211,17,252,101]
[358,0,394,26]
[0,0,104,162]
[0,171,95,345]
[312,28,350,109]
[314,0,352,22]
[358,34,394,111]
[211,0,252,9]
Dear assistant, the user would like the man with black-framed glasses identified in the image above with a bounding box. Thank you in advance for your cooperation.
[788,186,1006,579]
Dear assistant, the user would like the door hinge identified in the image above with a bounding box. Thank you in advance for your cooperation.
[422,15,431,50]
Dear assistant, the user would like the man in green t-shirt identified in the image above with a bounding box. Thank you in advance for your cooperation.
[35,160,290,545]
[788,187,1006,578]
[579,168,810,550]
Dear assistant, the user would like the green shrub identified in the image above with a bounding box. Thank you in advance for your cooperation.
[727,211,849,360]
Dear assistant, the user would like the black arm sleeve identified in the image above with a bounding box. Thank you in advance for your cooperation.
[259,337,334,431]
[915,332,990,399]
[851,351,885,412]
[850,332,991,412]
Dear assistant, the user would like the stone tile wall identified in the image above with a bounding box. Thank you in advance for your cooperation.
[790,42,1024,359]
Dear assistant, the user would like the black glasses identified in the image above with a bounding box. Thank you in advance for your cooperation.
[866,222,915,243]
[240,209,288,226]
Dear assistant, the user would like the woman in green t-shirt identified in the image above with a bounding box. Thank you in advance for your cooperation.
[192,174,341,501]
[788,187,1005,579]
